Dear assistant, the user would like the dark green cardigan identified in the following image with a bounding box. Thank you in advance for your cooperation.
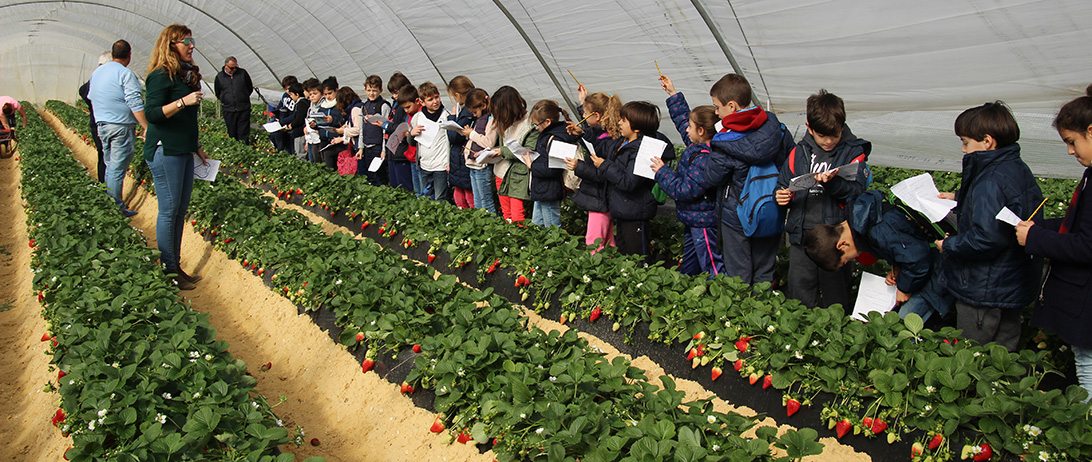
[143,68,200,161]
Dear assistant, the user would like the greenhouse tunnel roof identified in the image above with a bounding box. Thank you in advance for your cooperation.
[2,0,1091,177]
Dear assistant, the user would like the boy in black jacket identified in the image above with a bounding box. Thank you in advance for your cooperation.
[775,89,871,309]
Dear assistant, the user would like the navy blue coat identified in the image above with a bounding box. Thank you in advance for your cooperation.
[382,105,410,162]
[447,107,476,191]
[600,133,673,221]
[529,121,576,202]
[778,126,871,245]
[656,93,717,228]
[1028,167,1092,348]
[571,127,613,213]
[942,144,1043,309]
[706,107,794,232]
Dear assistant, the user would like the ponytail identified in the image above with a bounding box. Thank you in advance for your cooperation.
[530,99,566,124]
[1053,84,1092,133]
[689,105,719,142]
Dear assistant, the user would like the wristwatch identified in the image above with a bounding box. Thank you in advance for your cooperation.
[176,100,185,109]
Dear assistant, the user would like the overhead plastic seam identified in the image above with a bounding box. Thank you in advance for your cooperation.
[376,0,448,88]
[178,0,279,84]
[491,0,578,117]
[688,0,762,108]
[723,0,771,108]
[0,1,220,77]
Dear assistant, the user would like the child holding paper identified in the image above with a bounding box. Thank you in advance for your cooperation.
[566,87,622,252]
[376,73,414,191]
[936,101,1042,352]
[359,74,391,185]
[775,89,872,309]
[803,190,954,323]
[491,86,532,223]
[648,84,724,277]
[597,101,673,259]
[462,88,496,213]
[302,78,323,163]
[526,100,577,227]
[286,82,308,161]
[408,82,450,201]
[1017,87,1092,397]
[446,76,476,208]
[331,87,364,169]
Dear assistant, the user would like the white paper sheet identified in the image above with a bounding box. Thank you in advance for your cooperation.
[367,157,383,172]
[581,139,597,158]
[548,140,577,169]
[365,114,386,124]
[852,272,898,321]
[193,155,220,182]
[786,162,863,193]
[440,120,464,131]
[385,123,409,154]
[891,173,958,223]
[262,121,283,133]
[474,149,499,164]
[995,206,1021,226]
[415,117,443,148]
[634,137,668,179]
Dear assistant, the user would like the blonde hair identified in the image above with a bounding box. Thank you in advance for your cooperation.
[147,24,192,78]
[584,92,622,139]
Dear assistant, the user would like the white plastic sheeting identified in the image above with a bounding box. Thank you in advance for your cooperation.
[1,0,1089,177]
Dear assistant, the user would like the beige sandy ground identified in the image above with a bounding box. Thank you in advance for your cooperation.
[23,108,872,461]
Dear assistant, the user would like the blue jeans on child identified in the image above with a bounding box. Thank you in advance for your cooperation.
[420,170,449,201]
[1073,345,1092,403]
[146,146,194,271]
[99,122,137,210]
[532,200,561,227]
[679,226,725,277]
[468,168,495,213]
[409,162,424,196]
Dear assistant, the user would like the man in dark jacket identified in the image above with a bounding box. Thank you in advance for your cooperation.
[214,56,253,143]
[79,51,111,183]
[803,190,953,322]
[703,74,793,284]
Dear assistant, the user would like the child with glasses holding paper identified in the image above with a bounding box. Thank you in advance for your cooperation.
[524,100,578,227]
[935,101,1042,352]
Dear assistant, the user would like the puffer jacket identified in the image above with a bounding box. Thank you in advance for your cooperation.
[529,121,577,202]
[572,127,614,213]
[942,143,1043,308]
[600,133,673,221]
[778,125,871,245]
[656,93,717,228]
[447,107,476,190]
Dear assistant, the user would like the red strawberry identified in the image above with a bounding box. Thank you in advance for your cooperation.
[361,359,374,373]
[687,348,698,361]
[191,220,197,225]
[589,307,601,322]
[296,189,303,195]
[735,339,749,352]
[37,291,44,303]
[862,417,873,428]
[733,359,744,371]
[835,419,851,438]
[693,331,706,340]
[257,269,265,276]
[400,382,414,394]
[695,344,705,357]
[785,398,801,416]
[29,239,36,247]
[389,230,396,237]
[52,409,65,426]
[428,254,436,263]
[748,374,759,385]
[41,333,50,342]
[58,370,66,380]
[911,442,924,458]
[762,375,773,389]
[973,443,992,461]
[711,366,722,381]
[355,332,365,342]
[310,438,320,446]
[456,432,472,444]
[51,337,57,347]
[870,418,887,434]
[412,344,422,353]
[362,221,370,229]
[928,433,943,450]
[486,265,497,274]
[429,417,445,433]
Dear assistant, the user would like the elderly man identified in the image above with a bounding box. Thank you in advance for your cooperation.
[89,40,147,217]
[214,56,254,143]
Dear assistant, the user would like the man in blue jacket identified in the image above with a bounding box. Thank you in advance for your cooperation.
[89,40,147,217]
[803,190,953,322]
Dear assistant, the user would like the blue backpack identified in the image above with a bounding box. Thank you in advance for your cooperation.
[736,161,785,237]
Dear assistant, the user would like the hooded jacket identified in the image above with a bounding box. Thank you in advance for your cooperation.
[942,143,1043,309]
[656,93,718,228]
[705,106,794,232]
[446,107,477,190]
[778,125,871,245]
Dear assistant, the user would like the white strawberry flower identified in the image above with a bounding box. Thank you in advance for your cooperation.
[156,413,166,424]
[707,415,716,424]
[582,275,591,283]
[204,354,213,361]
[1039,451,1050,461]
[88,420,95,430]
[97,409,108,418]
[535,428,544,435]
[193,392,201,399]
[162,393,172,400]
[549,376,557,382]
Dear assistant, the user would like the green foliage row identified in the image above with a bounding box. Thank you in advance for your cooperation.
[22,103,318,462]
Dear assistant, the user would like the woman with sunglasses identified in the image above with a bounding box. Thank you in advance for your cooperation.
[144,24,208,290]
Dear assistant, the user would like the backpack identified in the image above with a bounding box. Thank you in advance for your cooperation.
[736,161,784,237]
[735,123,793,237]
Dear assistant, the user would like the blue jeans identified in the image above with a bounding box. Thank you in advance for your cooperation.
[420,170,449,201]
[468,168,496,213]
[531,200,561,227]
[146,146,194,271]
[1074,345,1092,403]
[410,162,424,196]
[679,226,725,278]
[99,123,137,209]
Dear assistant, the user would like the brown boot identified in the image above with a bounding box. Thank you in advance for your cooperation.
[164,269,196,290]
[178,268,203,284]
